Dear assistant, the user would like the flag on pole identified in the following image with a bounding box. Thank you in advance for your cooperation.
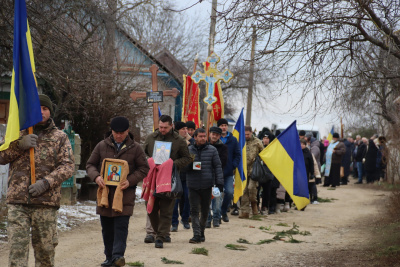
[327,126,334,142]
[259,121,310,210]
[232,108,247,203]
[182,75,200,128]
[0,0,42,151]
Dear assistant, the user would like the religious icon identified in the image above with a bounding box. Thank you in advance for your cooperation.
[102,160,126,186]
[153,141,172,165]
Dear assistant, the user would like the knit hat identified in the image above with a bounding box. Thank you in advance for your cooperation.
[39,94,53,116]
[217,118,228,127]
[332,133,340,138]
[110,116,129,132]
[174,121,186,131]
[299,130,306,137]
[209,126,222,135]
[186,121,196,130]
[305,132,313,139]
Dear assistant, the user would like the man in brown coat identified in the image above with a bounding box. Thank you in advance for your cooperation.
[142,115,192,248]
[86,116,149,267]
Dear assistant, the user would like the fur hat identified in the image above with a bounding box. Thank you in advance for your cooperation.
[217,118,228,127]
[39,94,54,116]
[186,121,196,130]
[333,133,340,138]
[110,116,129,132]
[174,121,186,131]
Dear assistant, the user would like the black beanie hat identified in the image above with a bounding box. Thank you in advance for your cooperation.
[209,126,222,135]
[174,121,186,131]
[186,121,196,130]
[110,116,129,132]
[217,118,228,127]
[299,130,306,136]
[333,133,340,138]
[39,94,53,116]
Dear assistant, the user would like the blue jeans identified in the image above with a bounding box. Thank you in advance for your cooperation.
[356,162,363,183]
[172,180,190,226]
[221,175,234,215]
[207,196,222,223]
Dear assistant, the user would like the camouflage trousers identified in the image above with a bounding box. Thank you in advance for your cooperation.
[240,178,258,214]
[7,204,58,267]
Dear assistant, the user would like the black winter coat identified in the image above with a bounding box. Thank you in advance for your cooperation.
[210,140,228,169]
[302,147,314,180]
[365,139,378,172]
[186,143,224,190]
[355,142,367,162]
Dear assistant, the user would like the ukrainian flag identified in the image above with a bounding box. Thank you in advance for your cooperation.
[232,108,247,203]
[259,121,309,210]
[327,126,334,142]
[0,0,42,151]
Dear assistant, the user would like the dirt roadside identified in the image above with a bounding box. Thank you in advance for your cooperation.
[0,183,392,266]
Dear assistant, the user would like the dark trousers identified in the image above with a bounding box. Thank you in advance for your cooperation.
[148,197,175,241]
[308,182,317,202]
[188,187,212,237]
[172,180,190,226]
[100,215,130,262]
[324,163,341,187]
[257,181,270,209]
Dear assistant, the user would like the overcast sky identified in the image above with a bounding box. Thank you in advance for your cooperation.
[175,0,341,137]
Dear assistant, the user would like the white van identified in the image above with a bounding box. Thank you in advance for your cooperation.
[271,123,320,140]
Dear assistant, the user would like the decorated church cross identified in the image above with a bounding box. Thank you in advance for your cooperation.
[191,52,233,106]
[130,64,180,130]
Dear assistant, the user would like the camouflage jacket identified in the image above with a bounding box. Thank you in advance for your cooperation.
[246,135,264,177]
[0,119,75,207]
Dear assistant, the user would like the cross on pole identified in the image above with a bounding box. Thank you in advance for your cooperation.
[130,64,180,130]
[191,52,233,135]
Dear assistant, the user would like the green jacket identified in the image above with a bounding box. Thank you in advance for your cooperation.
[0,119,75,207]
[143,129,192,170]
[246,135,264,177]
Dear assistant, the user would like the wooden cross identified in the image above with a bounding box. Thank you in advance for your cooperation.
[130,64,180,130]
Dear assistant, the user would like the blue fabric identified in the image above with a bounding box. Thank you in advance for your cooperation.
[356,162,363,183]
[172,180,190,225]
[207,196,222,223]
[220,175,234,215]
[220,132,230,144]
[324,141,339,177]
[221,132,241,177]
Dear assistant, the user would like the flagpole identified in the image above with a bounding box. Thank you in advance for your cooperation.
[28,126,36,184]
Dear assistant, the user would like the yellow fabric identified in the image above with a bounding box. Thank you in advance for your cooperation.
[233,129,247,204]
[259,139,310,210]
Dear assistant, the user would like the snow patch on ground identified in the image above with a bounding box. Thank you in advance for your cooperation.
[57,187,144,231]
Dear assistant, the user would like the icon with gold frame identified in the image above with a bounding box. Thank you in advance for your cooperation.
[103,160,124,186]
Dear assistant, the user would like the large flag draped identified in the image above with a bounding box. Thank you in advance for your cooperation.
[259,121,310,210]
[0,0,42,151]
[232,108,247,203]
[327,126,334,142]
[182,75,200,128]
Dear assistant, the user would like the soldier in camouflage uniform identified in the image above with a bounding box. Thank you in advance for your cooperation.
[239,126,264,218]
[0,95,75,267]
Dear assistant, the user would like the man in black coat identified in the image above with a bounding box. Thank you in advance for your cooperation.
[206,127,228,227]
[355,138,367,184]
[186,128,224,243]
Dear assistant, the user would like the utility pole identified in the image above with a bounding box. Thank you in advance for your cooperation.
[202,0,218,127]
[208,0,218,55]
[246,25,256,126]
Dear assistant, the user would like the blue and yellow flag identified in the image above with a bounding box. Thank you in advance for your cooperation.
[0,0,42,151]
[327,126,334,142]
[232,108,247,203]
[259,121,309,210]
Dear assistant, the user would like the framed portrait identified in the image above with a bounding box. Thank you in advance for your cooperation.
[153,141,172,165]
[101,159,128,186]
